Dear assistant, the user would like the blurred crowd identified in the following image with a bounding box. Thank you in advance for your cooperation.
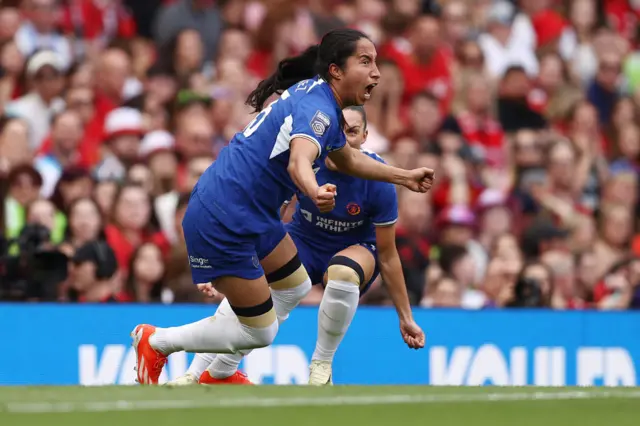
[0,0,639,309]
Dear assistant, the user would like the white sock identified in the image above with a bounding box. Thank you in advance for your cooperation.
[149,298,278,355]
[183,299,231,378]
[312,279,359,362]
[208,279,312,378]
[187,353,215,378]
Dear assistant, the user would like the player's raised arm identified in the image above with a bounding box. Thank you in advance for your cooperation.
[375,222,425,349]
[328,145,435,193]
[289,138,336,213]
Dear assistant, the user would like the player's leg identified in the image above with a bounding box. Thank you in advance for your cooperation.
[310,244,376,385]
[183,229,320,384]
[131,198,279,385]
[174,298,234,385]
[201,232,313,383]
[133,275,276,384]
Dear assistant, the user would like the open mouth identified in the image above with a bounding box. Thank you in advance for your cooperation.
[364,83,377,100]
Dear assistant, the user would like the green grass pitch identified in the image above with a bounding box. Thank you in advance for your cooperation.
[1,386,639,426]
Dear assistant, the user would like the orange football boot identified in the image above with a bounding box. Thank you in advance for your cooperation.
[130,324,167,385]
[199,369,254,385]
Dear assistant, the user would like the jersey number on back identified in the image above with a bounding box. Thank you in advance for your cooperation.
[243,91,291,138]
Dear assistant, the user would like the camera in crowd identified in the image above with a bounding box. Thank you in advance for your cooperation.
[0,223,68,301]
[511,277,545,308]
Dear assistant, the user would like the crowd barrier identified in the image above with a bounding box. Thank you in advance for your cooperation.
[0,304,637,386]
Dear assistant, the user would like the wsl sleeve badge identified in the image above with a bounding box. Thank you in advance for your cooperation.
[310,110,331,136]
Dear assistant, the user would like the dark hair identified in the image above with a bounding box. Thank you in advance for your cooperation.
[122,93,146,112]
[158,28,203,76]
[72,240,118,280]
[50,166,92,212]
[510,261,554,307]
[50,108,82,127]
[344,105,367,130]
[246,29,370,112]
[438,244,468,275]
[7,164,43,188]
[502,65,527,79]
[176,192,192,213]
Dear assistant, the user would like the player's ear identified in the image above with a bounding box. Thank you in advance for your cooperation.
[328,63,343,80]
[363,129,368,142]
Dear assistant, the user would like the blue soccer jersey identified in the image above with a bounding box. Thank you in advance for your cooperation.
[287,149,399,251]
[194,77,346,235]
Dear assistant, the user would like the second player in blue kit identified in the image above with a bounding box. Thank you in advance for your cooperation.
[180,106,424,385]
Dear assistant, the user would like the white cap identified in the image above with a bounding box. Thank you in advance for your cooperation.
[104,107,144,140]
[27,51,64,76]
[487,1,514,26]
[139,130,175,157]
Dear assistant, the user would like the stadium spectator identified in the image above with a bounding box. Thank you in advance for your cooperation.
[153,0,223,60]
[15,0,72,69]
[4,165,43,242]
[65,240,121,302]
[58,196,104,257]
[0,116,31,172]
[34,110,84,197]
[6,50,65,150]
[105,183,167,272]
[0,0,638,310]
[124,242,167,303]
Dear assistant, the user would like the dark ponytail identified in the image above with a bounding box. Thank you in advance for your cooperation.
[246,45,320,112]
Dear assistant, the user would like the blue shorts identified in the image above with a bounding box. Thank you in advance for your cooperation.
[286,226,379,295]
[182,192,286,283]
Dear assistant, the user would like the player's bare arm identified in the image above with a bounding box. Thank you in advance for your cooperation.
[289,138,336,212]
[327,144,435,193]
[280,195,298,222]
[375,223,425,350]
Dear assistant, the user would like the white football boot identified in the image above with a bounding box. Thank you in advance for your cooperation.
[308,360,334,386]
[165,373,199,386]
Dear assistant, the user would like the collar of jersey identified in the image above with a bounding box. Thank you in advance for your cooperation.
[316,76,344,117]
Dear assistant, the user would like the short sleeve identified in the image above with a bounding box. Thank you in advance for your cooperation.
[290,99,346,159]
[369,180,399,226]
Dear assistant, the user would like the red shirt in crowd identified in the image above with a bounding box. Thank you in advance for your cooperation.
[37,116,104,168]
[380,38,453,114]
[61,0,136,41]
[455,111,506,167]
[105,224,170,272]
[395,225,431,270]
[531,9,566,47]
[632,235,640,257]
[605,0,640,46]
[431,178,483,213]
[94,90,118,128]
[247,50,272,80]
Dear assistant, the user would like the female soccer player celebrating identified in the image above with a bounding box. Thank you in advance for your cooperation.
[177,105,424,386]
[131,29,433,385]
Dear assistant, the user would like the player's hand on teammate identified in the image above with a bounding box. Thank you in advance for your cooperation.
[313,183,337,213]
[400,320,425,350]
[197,282,219,298]
[402,168,435,193]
